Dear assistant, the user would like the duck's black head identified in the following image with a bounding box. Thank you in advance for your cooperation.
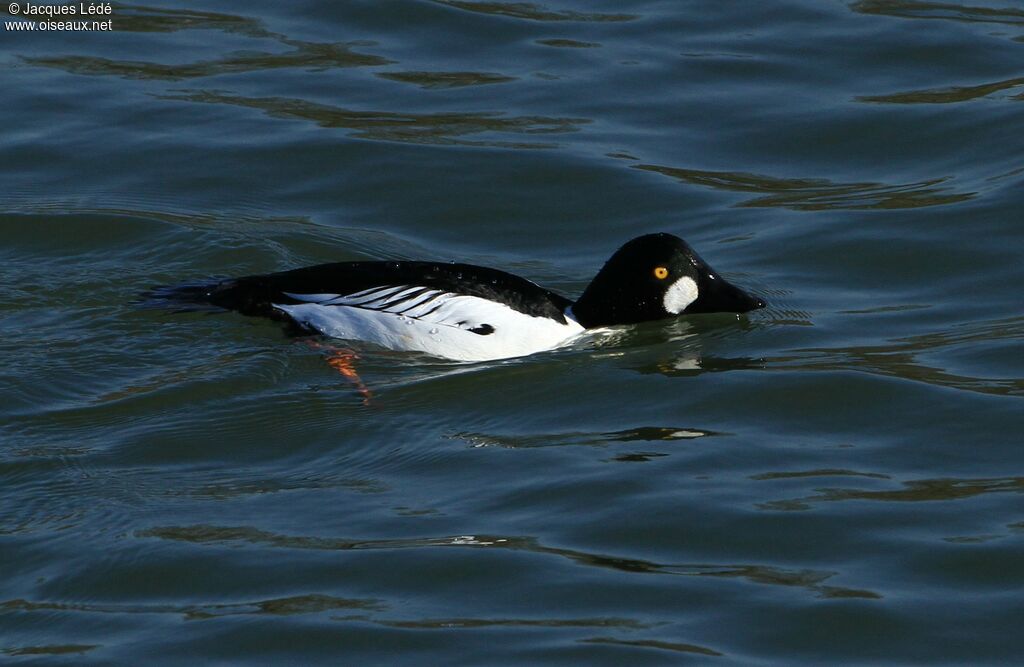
[570,233,765,329]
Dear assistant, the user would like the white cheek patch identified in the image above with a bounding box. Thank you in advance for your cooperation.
[663,276,699,314]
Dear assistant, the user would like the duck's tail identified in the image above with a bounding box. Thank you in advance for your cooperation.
[140,280,227,312]
[142,276,287,319]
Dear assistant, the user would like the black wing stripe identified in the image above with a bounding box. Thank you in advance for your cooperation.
[320,286,392,305]
[338,285,409,307]
[378,287,435,311]
[286,280,509,332]
[391,290,446,314]
[341,286,387,300]
[323,286,452,319]
[346,286,425,311]
[412,300,447,319]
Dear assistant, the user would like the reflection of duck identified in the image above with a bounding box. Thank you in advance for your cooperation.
[169,233,764,361]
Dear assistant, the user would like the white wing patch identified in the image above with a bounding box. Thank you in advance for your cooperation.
[274,285,585,362]
[283,285,453,320]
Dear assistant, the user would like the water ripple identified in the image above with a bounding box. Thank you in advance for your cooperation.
[137,526,879,598]
[106,4,273,37]
[850,0,1024,26]
[447,426,717,449]
[536,38,601,48]
[376,616,652,629]
[751,469,892,481]
[581,637,722,656]
[770,316,1024,397]
[24,41,391,81]
[1,593,383,621]
[2,645,99,657]
[189,471,387,500]
[376,70,517,89]
[13,4,392,82]
[634,164,974,210]
[428,1,637,22]
[758,475,1024,511]
[158,90,590,148]
[859,76,1024,104]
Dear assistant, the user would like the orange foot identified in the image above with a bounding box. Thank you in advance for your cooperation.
[305,341,373,405]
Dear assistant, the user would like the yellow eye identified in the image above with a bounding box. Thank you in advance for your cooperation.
[653,266,669,280]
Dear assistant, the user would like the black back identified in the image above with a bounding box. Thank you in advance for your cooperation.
[203,261,573,322]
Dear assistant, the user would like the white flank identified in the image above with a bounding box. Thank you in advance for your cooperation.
[662,276,699,314]
[274,288,585,362]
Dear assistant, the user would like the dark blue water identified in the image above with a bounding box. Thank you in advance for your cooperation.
[2,1,1023,663]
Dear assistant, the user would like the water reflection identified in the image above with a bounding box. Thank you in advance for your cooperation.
[581,637,722,656]
[2,645,99,657]
[448,425,717,449]
[377,70,516,89]
[25,41,391,80]
[859,77,1024,104]
[102,4,274,37]
[850,0,1024,26]
[609,452,670,462]
[771,316,1024,397]
[366,617,718,659]
[1,593,383,621]
[636,315,1024,397]
[758,475,1024,511]
[192,475,387,499]
[19,4,392,80]
[428,1,637,22]
[9,445,92,458]
[640,354,766,377]
[751,469,891,481]
[159,90,589,148]
[604,315,769,377]
[536,39,601,48]
[634,164,974,210]
[377,617,651,629]
[138,526,879,598]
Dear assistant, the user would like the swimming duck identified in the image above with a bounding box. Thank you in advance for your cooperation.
[185,233,764,361]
